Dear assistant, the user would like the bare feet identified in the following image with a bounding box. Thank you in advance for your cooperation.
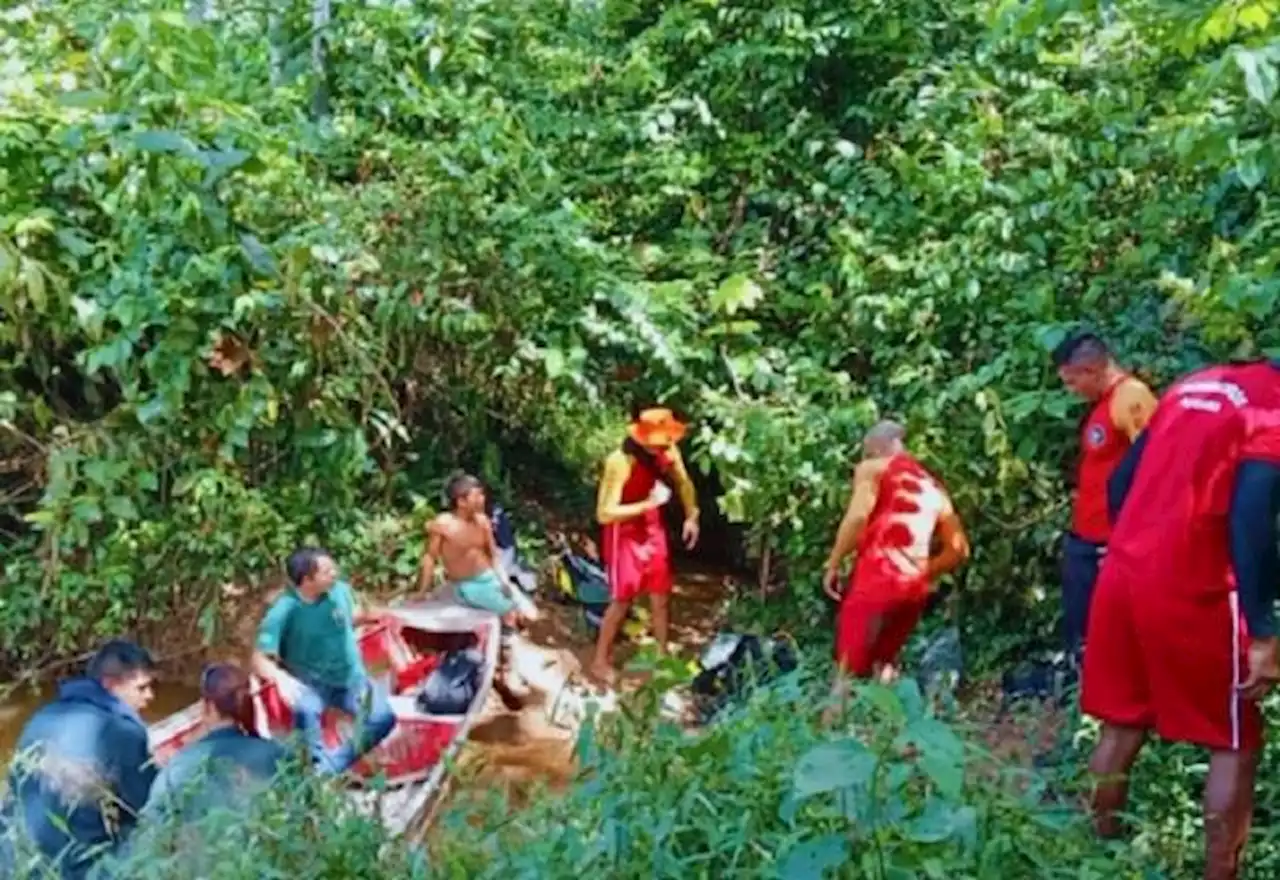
[589,662,618,688]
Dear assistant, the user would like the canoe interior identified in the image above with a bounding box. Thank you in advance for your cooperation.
[148,603,502,834]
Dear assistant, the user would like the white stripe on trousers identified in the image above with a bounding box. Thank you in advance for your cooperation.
[1229,591,1241,752]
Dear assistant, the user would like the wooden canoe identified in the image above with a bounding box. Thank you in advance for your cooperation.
[147,600,501,836]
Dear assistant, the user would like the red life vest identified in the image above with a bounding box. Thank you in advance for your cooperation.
[601,446,673,566]
[618,447,670,504]
[1071,376,1132,543]
[851,453,949,601]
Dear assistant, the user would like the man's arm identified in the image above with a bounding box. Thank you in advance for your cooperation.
[666,447,701,524]
[926,493,970,581]
[596,452,659,525]
[1106,430,1150,524]
[1230,456,1280,640]
[112,722,157,827]
[1110,379,1159,441]
[824,461,882,572]
[418,520,445,593]
[251,597,302,697]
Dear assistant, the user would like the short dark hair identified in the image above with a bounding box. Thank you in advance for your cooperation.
[86,639,154,682]
[1051,332,1110,368]
[286,546,333,586]
[445,472,483,509]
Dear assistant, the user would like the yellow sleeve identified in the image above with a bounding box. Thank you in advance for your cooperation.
[595,452,632,525]
[666,447,700,520]
[1109,378,1159,441]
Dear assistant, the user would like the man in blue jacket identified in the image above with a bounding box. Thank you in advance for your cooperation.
[2,639,157,878]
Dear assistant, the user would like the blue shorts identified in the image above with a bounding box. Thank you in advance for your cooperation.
[455,569,516,616]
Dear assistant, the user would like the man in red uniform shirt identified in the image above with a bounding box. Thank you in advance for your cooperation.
[591,406,700,685]
[1083,359,1280,880]
[1052,332,1157,659]
[821,421,970,716]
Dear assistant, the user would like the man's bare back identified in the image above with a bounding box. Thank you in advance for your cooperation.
[426,512,495,583]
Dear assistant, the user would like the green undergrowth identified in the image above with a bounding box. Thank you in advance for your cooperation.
[7,647,1280,877]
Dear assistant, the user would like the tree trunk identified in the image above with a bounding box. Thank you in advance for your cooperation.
[311,0,331,119]
[268,11,285,87]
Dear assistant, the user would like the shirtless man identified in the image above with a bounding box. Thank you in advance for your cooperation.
[419,473,531,626]
[821,421,969,717]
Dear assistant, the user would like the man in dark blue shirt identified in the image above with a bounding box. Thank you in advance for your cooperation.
[2,640,157,878]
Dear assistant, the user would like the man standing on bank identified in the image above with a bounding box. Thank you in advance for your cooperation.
[1083,358,1280,880]
[821,421,969,716]
[1052,332,1157,660]
[591,406,700,685]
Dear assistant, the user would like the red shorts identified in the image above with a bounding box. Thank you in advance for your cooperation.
[1082,567,1261,751]
[602,515,672,603]
[835,589,926,677]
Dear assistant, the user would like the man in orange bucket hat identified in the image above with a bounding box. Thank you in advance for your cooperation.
[591,405,700,684]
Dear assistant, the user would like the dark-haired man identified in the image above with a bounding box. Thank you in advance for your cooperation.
[419,473,535,626]
[2,639,157,878]
[1052,332,1157,657]
[591,406,700,684]
[1082,359,1280,880]
[251,547,395,775]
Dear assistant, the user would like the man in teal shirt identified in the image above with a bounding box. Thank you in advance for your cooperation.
[251,547,396,774]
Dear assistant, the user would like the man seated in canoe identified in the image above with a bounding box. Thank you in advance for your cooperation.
[106,664,288,870]
[418,473,537,627]
[251,547,396,776]
[1,639,157,878]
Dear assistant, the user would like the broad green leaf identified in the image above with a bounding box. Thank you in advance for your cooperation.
[55,90,109,109]
[710,274,764,316]
[105,496,139,521]
[136,397,168,425]
[905,798,977,846]
[544,348,567,379]
[134,130,194,154]
[899,717,965,798]
[56,229,95,258]
[778,834,848,880]
[1235,49,1278,105]
[239,234,277,276]
[793,740,876,798]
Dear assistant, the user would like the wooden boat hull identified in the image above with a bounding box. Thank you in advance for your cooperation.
[148,600,501,836]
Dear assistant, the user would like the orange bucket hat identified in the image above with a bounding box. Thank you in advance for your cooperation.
[628,407,687,448]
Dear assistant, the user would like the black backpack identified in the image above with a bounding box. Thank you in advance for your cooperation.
[417,649,484,716]
[690,633,798,723]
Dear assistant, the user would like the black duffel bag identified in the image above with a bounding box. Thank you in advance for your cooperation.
[416,648,484,716]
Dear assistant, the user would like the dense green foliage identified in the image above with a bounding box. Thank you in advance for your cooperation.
[3,0,1280,876]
